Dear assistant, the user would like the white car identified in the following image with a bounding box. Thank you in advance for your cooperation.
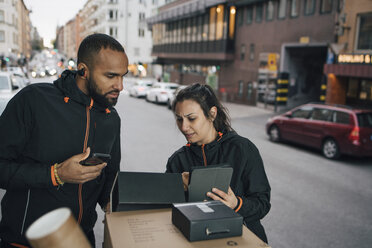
[146,82,179,104]
[0,72,22,115]
[128,80,154,98]
[167,85,187,109]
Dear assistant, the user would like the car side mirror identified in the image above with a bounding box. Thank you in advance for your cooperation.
[285,113,292,118]
[12,85,19,90]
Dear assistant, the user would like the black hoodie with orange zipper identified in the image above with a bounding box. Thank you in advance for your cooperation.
[166,131,271,243]
[0,70,121,246]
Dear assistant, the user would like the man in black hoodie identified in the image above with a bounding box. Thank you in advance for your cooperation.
[0,33,128,247]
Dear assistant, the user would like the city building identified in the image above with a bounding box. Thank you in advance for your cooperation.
[0,0,32,66]
[324,0,372,108]
[57,0,167,76]
[148,0,342,108]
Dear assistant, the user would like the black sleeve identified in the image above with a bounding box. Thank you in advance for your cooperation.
[0,90,54,190]
[98,120,121,208]
[236,142,271,222]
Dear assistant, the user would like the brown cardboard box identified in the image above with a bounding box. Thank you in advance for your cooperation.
[104,209,270,248]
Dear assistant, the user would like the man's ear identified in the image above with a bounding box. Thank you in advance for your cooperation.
[210,106,217,121]
[77,63,88,79]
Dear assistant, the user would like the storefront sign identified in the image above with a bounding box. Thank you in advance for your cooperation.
[337,54,372,64]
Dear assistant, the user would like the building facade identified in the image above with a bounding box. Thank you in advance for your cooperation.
[57,0,166,76]
[148,0,342,108]
[324,0,372,109]
[0,0,31,63]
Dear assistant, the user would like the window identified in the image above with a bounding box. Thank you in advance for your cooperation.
[108,10,118,20]
[266,1,274,21]
[311,108,332,121]
[238,81,244,97]
[304,0,315,15]
[246,7,253,24]
[109,27,117,37]
[0,30,4,42]
[292,107,313,119]
[0,10,4,22]
[356,13,372,50]
[320,0,332,14]
[290,0,300,17]
[229,6,236,39]
[138,28,145,37]
[333,111,350,125]
[357,113,372,128]
[139,12,146,21]
[249,43,255,61]
[278,0,287,19]
[237,9,244,26]
[256,3,263,22]
[240,44,246,60]
[108,0,118,3]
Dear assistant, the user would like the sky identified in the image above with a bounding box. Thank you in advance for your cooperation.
[23,0,87,47]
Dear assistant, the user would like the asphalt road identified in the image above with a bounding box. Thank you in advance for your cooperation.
[1,81,371,248]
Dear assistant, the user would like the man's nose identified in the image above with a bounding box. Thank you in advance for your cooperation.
[114,77,124,92]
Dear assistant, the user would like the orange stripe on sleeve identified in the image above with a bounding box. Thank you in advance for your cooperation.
[51,165,58,186]
[235,196,243,212]
[10,243,29,248]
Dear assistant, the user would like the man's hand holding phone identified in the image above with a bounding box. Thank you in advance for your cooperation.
[56,147,108,184]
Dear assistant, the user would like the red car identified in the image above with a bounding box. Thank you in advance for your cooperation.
[266,103,372,159]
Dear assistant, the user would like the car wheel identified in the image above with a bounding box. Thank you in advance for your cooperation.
[322,138,340,159]
[167,99,171,109]
[155,96,159,103]
[269,125,280,142]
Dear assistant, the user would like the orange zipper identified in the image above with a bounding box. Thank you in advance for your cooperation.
[78,99,93,224]
[201,144,207,166]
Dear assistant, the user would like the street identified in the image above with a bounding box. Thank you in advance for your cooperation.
[1,79,372,248]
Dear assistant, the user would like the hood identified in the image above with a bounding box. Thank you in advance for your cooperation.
[54,70,110,112]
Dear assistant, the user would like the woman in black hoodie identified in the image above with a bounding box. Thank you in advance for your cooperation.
[166,83,271,243]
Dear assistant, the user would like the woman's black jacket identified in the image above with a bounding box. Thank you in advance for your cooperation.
[166,131,271,243]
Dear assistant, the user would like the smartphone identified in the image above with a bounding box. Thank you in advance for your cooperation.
[80,153,111,166]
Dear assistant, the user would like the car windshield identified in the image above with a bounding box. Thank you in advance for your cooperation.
[0,76,10,90]
[166,85,178,90]
[357,113,372,128]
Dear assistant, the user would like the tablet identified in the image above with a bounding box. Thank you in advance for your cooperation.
[188,165,233,202]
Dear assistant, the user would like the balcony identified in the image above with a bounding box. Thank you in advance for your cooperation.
[152,39,234,62]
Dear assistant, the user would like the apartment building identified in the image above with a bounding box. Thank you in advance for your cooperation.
[58,0,166,75]
[324,0,372,108]
[148,0,342,108]
[0,0,31,62]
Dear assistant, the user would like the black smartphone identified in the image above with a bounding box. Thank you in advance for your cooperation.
[80,153,111,166]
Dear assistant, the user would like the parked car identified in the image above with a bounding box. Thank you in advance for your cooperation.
[0,72,22,115]
[167,85,187,109]
[146,82,179,104]
[266,103,372,159]
[128,80,154,98]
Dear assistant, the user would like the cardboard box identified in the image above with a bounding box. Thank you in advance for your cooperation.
[172,201,243,241]
[110,172,185,211]
[103,209,270,248]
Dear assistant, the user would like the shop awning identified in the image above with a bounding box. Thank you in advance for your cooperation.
[324,64,372,78]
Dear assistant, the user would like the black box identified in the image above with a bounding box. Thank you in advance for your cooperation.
[110,172,185,212]
[172,201,243,242]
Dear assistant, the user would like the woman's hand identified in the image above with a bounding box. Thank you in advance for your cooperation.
[207,187,238,209]
[181,172,190,191]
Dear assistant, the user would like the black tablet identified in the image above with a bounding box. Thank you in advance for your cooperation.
[188,164,233,202]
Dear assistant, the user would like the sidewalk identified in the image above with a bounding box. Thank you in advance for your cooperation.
[223,101,274,119]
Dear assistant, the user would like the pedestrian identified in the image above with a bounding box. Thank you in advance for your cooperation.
[166,83,271,243]
[0,33,128,247]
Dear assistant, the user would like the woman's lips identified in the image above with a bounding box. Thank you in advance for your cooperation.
[184,133,194,139]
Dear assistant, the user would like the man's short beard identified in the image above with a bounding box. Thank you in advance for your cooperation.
[87,77,118,108]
